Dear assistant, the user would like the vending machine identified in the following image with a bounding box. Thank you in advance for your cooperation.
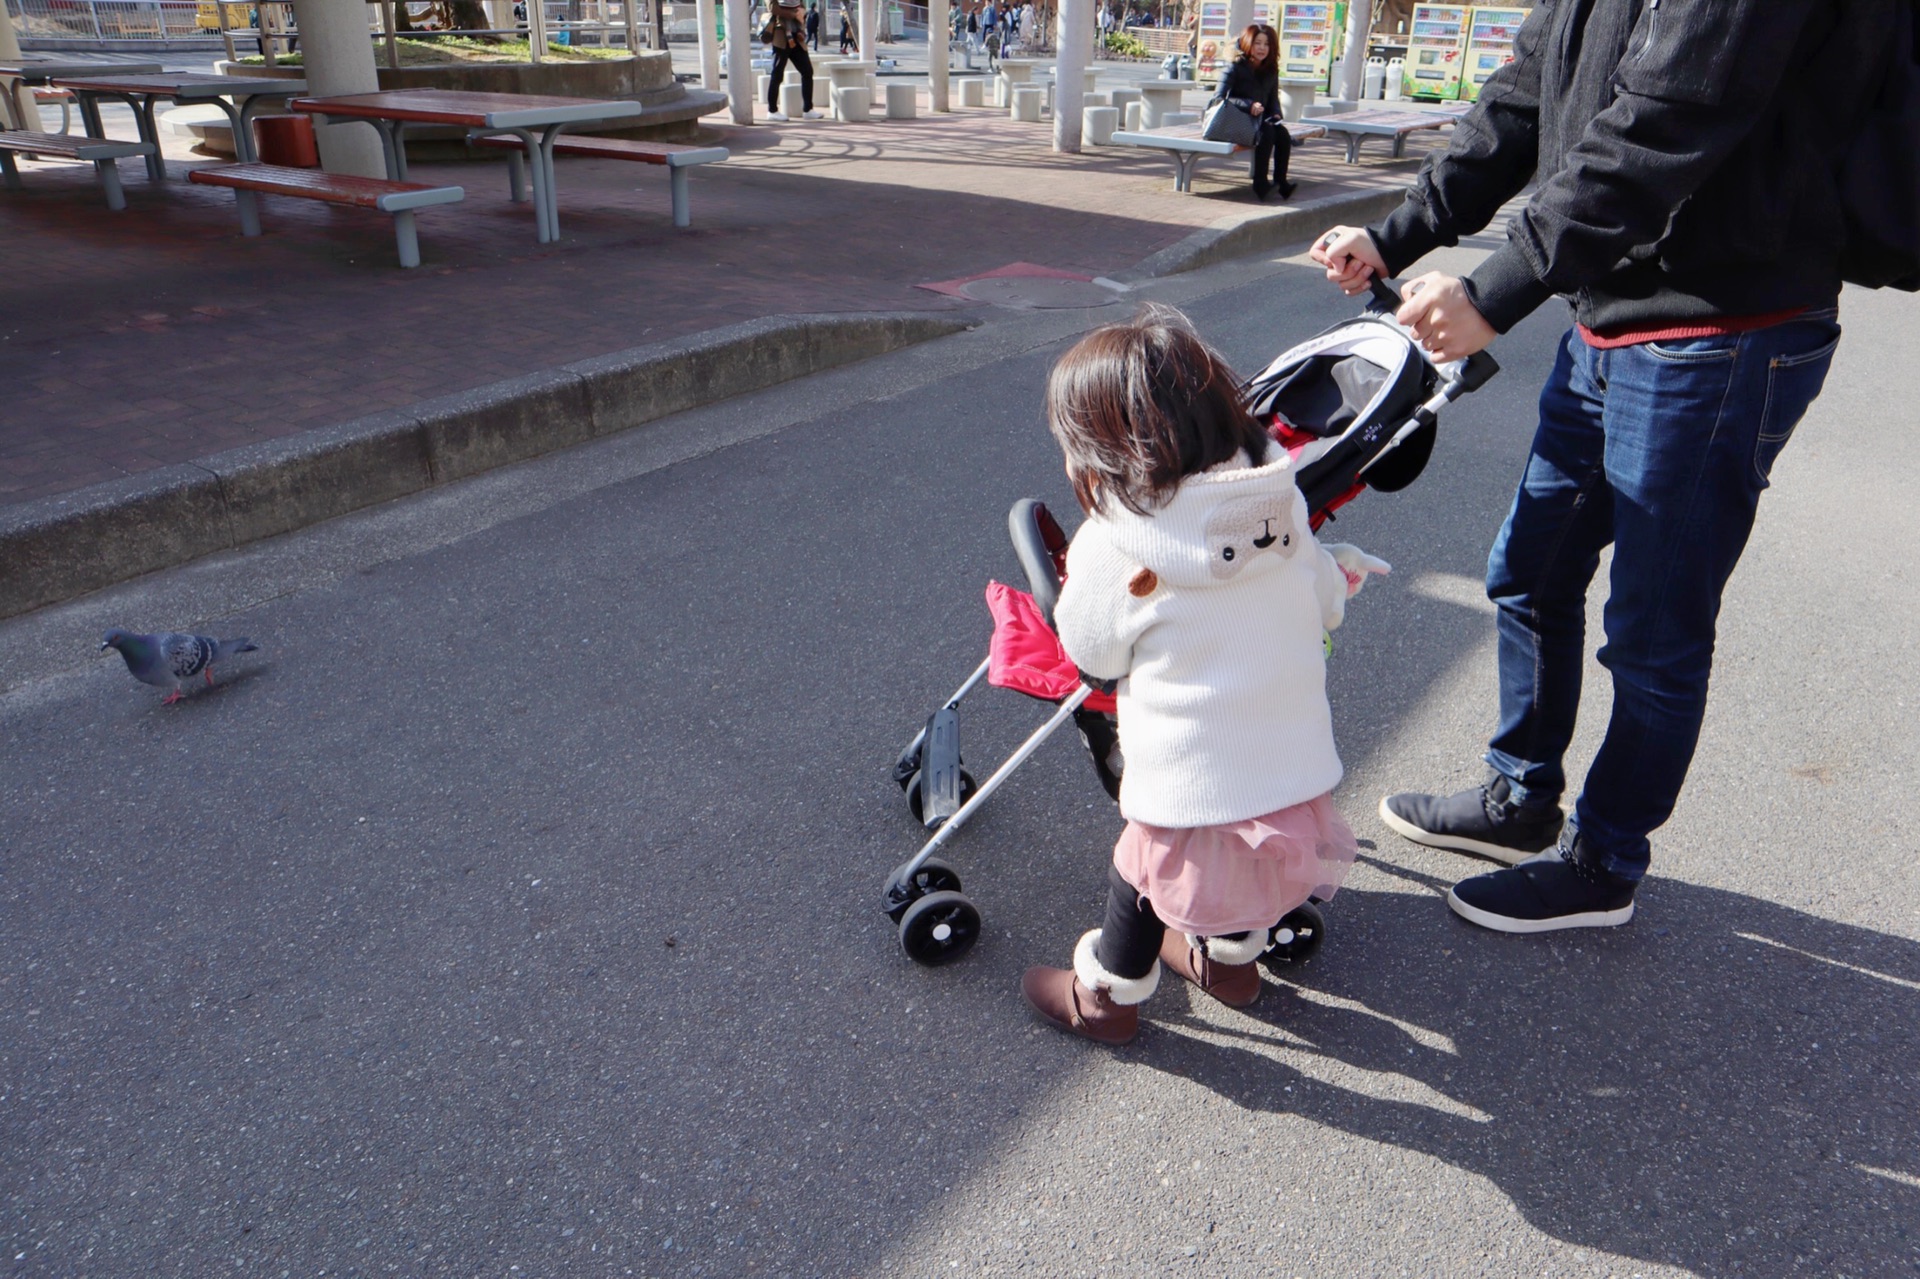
[1278,1,1338,87]
[1461,6,1528,101]
[1196,0,1232,82]
[1401,3,1469,99]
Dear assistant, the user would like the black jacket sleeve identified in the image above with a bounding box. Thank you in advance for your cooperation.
[1373,0,1824,334]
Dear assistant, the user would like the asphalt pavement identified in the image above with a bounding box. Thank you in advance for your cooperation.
[2,235,1917,1278]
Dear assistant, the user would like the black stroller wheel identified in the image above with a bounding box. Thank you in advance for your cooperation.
[882,855,963,922]
[905,768,977,824]
[1261,902,1326,965]
[899,890,981,966]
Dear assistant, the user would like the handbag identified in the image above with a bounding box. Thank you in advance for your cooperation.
[1201,96,1261,147]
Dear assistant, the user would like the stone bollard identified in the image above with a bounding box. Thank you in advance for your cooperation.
[780,81,806,117]
[1083,104,1118,145]
[814,76,833,107]
[885,82,918,118]
[1162,110,1199,127]
[1109,85,1141,120]
[834,85,873,121]
[958,77,985,107]
[1010,84,1043,122]
[757,73,772,101]
[1124,99,1143,130]
[1083,91,1109,108]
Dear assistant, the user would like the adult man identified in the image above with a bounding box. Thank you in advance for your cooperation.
[764,0,823,120]
[805,1,820,49]
[1311,0,1890,933]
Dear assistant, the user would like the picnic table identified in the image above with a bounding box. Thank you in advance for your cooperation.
[1112,119,1329,193]
[51,73,311,175]
[1317,103,1469,163]
[1135,79,1191,129]
[290,89,644,244]
[0,60,163,131]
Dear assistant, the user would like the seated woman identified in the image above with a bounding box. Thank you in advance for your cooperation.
[1213,22,1296,202]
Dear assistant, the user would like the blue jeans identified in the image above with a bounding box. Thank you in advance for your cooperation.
[1483,313,1842,881]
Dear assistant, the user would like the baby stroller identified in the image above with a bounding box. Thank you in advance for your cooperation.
[882,281,1499,966]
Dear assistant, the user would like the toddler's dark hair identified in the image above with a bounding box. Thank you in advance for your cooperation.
[1046,304,1269,515]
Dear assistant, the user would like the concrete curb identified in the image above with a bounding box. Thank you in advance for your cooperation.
[1117,184,1411,283]
[0,311,973,621]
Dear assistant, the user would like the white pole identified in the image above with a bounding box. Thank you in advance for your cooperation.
[1052,0,1090,151]
[624,0,641,50]
[1333,0,1371,100]
[287,0,387,177]
[858,0,875,59]
[696,0,722,87]
[928,0,949,109]
[1225,0,1251,46]
[723,0,754,120]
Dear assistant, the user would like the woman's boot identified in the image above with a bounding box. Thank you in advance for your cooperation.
[1158,931,1265,1007]
[1021,929,1160,1044]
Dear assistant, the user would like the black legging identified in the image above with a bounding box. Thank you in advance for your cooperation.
[1094,862,1253,979]
[1251,118,1291,189]
[768,43,815,112]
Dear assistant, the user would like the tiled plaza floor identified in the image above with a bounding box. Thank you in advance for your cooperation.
[0,96,1437,506]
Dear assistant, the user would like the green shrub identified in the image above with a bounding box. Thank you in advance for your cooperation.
[1103,31,1150,59]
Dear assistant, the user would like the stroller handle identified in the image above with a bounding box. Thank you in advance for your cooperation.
[1366,276,1500,396]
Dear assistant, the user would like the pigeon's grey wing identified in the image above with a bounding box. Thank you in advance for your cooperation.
[159,633,214,680]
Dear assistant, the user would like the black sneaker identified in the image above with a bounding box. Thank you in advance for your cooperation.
[1378,773,1564,865]
[1446,839,1637,934]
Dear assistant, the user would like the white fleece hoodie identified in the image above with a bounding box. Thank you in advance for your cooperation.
[1053,446,1349,828]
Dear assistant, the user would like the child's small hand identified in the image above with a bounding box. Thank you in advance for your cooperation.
[1324,543,1391,597]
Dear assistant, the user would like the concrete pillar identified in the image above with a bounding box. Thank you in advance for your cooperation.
[287,0,387,177]
[858,0,876,59]
[0,0,39,130]
[928,0,950,110]
[1333,0,1371,101]
[724,0,754,121]
[1225,0,1252,47]
[696,0,722,89]
[1051,0,1091,151]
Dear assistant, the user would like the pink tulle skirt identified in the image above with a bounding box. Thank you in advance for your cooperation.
[1112,793,1359,937]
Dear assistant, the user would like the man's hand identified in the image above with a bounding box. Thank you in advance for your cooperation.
[1310,225,1387,296]
[1396,271,1497,363]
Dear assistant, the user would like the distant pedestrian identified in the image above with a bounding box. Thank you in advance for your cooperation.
[805,1,819,48]
[838,4,854,52]
[763,0,821,120]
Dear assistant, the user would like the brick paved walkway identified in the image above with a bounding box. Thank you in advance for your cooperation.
[0,99,1435,507]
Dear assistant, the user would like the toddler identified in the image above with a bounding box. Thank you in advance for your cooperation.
[1022,305,1388,1044]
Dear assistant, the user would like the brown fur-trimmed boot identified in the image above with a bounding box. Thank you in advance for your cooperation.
[1021,929,1160,1045]
[1158,930,1265,1008]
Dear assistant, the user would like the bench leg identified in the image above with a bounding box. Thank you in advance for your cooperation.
[669,165,691,228]
[505,149,528,203]
[0,152,20,192]
[1344,134,1362,164]
[1174,151,1199,193]
[93,159,127,211]
[1392,134,1407,158]
[392,209,421,268]
[235,188,262,237]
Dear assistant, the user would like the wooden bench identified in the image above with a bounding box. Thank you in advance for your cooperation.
[467,133,729,230]
[0,130,157,210]
[187,162,465,268]
[1110,120,1328,193]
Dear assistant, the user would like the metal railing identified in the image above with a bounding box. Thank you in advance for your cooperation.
[7,0,219,43]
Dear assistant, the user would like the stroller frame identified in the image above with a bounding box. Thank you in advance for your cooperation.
[883,281,1499,967]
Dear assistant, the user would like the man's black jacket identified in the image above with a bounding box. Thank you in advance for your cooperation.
[1369,0,1893,333]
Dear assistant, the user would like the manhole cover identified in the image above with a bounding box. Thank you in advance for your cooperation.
[959,276,1123,309]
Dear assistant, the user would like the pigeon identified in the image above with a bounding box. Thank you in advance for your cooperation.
[101,628,259,704]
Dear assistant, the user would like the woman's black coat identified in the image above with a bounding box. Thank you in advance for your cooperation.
[1215,56,1280,123]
